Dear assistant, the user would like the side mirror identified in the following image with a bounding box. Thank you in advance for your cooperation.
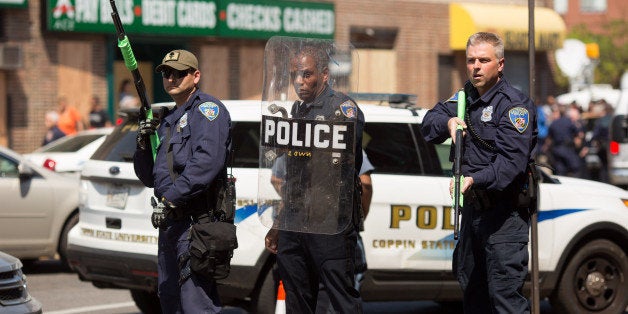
[610,114,628,143]
[18,162,35,179]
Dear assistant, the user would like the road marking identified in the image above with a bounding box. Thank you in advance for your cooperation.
[46,301,137,314]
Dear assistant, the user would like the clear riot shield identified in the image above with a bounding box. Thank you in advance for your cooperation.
[258,36,358,234]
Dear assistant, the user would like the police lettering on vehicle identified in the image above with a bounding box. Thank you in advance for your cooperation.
[261,115,355,152]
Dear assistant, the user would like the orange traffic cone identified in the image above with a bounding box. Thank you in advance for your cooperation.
[275,280,286,314]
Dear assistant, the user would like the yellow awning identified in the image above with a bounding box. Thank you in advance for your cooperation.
[450,3,566,51]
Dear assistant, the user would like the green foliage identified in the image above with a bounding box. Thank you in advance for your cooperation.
[566,19,628,88]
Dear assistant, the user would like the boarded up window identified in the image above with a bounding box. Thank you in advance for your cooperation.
[57,41,93,119]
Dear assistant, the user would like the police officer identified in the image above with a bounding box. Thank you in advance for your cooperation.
[422,32,537,313]
[547,105,585,177]
[134,49,231,313]
[265,43,365,313]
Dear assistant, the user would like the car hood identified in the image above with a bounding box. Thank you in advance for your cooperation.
[0,251,21,272]
[553,175,628,197]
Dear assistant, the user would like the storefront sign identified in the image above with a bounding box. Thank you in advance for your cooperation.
[46,0,334,39]
[503,31,562,51]
[449,3,566,51]
[217,0,334,39]
[0,0,27,8]
[48,0,219,36]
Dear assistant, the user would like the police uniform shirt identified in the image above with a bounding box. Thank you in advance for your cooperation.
[134,89,232,207]
[422,79,537,191]
[548,115,580,146]
[281,85,364,226]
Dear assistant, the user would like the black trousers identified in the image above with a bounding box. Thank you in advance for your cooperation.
[277,226,362,314]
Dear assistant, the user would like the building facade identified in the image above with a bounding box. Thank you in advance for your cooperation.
[0,0,565,153]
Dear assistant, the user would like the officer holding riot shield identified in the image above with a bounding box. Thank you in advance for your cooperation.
[262,37,364,313]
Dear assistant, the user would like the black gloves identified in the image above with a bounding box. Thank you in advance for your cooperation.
[150,197,166,229]
[150,196,177,229]
[136,117,159,150]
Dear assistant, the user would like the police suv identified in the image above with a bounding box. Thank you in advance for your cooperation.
[67,95,628,314]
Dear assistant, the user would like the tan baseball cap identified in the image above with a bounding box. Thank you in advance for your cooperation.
[155,49,198,72]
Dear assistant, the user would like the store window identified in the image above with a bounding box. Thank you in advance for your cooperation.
[581,0,607,13]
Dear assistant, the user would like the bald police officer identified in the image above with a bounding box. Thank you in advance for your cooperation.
[422,32,537,313]
[134,49,231,313]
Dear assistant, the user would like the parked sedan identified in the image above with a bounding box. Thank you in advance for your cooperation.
[0,146,79,267]
[0,250,42,314]
[25,127,113,174]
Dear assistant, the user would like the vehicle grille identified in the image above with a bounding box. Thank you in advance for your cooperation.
[0,268,31,305]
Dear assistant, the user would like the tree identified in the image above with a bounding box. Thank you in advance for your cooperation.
[562,19,628,88]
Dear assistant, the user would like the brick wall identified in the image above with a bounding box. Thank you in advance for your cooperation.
[3,0,109,153]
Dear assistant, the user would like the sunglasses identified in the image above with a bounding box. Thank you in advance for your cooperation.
[161,68,190,79]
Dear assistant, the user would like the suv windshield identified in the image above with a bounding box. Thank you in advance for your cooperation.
[91,120,138,163]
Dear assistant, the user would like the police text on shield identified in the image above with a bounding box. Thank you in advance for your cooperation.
[261,116,355,153]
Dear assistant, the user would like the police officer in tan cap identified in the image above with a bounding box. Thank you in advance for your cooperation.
[134,49,232,313]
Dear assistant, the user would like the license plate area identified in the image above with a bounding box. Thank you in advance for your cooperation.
[106,184,129,209]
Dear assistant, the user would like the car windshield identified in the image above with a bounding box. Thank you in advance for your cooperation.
[38,134,104,153]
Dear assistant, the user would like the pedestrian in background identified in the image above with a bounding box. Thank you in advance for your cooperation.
[589,100,614,182]
[42,110,65,146]
[119,79,140,109]
[56,95,84,136]
[88,95,111,128]
[133,49,231,313]
[536,95,555,163]
[422,32,537,313]
[264,42,365,313]
[548,105,585,177]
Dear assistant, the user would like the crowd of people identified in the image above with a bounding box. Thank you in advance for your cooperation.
[537,95,614,183]
[42,91,133,146]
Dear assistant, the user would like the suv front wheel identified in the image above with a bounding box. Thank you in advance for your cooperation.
[551,239,627,313]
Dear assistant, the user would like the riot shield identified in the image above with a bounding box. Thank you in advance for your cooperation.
[258,36,358,234]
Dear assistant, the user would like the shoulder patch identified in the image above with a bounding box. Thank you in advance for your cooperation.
[508,107,529,133]
[199,102,219,121]
[445,92,458,103]
[339,100,356,118]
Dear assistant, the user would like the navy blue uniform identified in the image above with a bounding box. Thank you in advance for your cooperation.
[134,89,231,313]
[277,85,365,314]
[42,126,65,146]
[548,115,582,176]
[422,79,537,313]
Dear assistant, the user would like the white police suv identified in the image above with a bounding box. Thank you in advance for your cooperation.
[67,95,628,314]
